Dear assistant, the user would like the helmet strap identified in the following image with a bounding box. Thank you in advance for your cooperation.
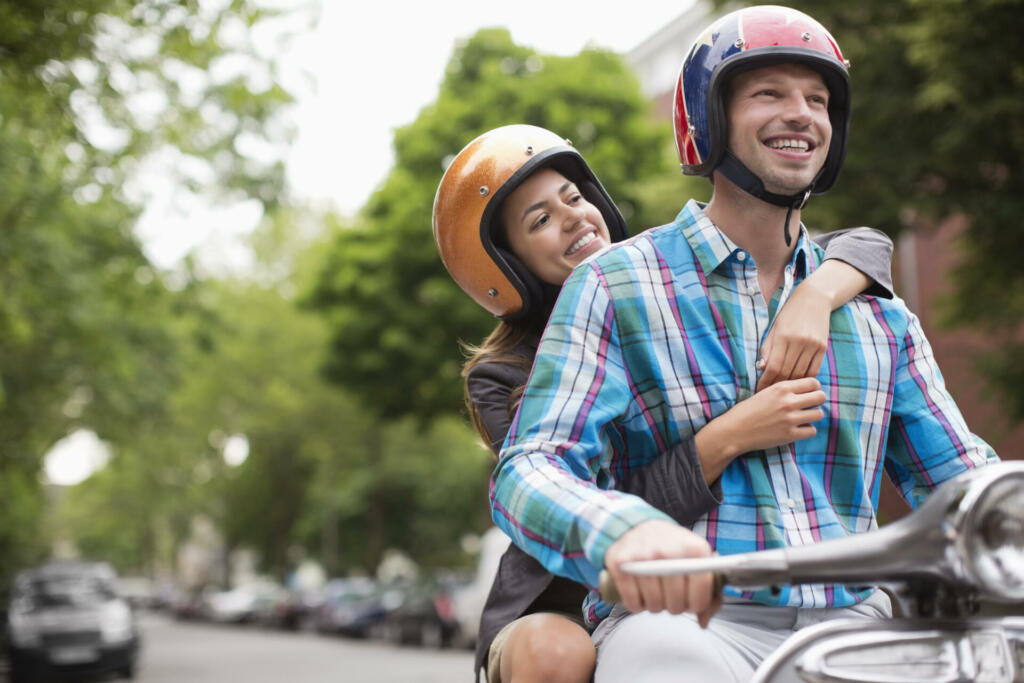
[717,152,816,247]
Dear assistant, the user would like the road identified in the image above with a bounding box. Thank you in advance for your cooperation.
[134,613,475,683]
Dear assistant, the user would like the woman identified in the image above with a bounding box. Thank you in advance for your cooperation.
[432,125,893,683]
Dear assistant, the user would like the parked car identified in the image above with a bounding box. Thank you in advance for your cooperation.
[381,576,465,648]
[5,560,140,682]
[315,577,401,638]
[451,526,511,648]
[202,579,285,624]
[265,589,323,631]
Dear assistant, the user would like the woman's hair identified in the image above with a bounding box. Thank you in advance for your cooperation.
[461,320,535,458]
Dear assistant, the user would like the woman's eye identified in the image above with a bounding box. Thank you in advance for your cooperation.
[568,194,582,204]
[530,214,549,231]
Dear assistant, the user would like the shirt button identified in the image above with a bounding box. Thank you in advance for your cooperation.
[785,498,797,509]
[747,285,757,296]
[736,251,747,262]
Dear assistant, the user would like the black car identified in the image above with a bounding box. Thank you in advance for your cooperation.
[381,577,463,648]
[5,561,140,681]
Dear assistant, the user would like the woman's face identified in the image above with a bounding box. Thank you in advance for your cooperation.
[500,168,612,285]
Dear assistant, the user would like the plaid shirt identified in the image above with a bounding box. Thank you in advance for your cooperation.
[491,200,996,625]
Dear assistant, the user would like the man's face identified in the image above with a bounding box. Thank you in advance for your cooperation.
[725,63,832,195]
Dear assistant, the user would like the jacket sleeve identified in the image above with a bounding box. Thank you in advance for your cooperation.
[813,227,894,299]
[616,438,722,527]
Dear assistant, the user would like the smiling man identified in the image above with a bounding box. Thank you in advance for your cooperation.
[490,5,997,681]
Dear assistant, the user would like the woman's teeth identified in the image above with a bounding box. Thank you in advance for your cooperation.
[566,232,596,255]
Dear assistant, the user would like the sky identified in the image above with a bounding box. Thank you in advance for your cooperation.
[133,0,695,271]
[48,1,696,485]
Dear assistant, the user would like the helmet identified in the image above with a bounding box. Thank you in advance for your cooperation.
[674,5,850,203]
[432,124,628,320]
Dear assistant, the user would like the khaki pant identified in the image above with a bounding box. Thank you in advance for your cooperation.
[591,590,892,682]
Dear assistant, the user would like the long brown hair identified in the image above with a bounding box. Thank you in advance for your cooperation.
[461,321,536,458]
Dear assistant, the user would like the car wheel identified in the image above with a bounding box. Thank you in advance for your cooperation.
[420,621,444,649]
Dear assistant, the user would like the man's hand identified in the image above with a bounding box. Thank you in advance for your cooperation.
[603,519,720,628]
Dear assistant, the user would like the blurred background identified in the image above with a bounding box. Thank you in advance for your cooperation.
[1,0,1021,680]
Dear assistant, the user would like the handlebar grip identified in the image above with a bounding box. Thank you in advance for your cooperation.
[599,569,725,605]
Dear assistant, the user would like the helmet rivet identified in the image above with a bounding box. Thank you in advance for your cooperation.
[734,38,745,49]
[525,145,534,155]
[479,186,489,197]
[487,288,498,298]
[801,32,812,42]
[843,59,851,68]
[688,126,697,138]
[565,138,573,146]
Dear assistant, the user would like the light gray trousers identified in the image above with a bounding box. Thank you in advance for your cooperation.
[591,590,892,682]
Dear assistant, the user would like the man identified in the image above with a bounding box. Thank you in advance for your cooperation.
[490,6,997,681]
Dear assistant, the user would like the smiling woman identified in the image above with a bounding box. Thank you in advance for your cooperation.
[43,430,111,487]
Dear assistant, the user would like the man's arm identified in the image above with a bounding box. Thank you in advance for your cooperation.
[491,264,671,589]
[884,305,998,505]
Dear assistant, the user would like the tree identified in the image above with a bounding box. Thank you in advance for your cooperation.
[309,28,694,421]
[0,0,295,586]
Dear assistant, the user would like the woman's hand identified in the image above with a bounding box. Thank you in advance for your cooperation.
[695,377,826,482]
[757,260,870,391]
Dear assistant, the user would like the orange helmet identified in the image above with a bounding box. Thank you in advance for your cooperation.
[432,125,628,321]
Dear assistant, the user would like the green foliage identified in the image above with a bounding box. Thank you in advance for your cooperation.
[309,28,686,420]
[720,0,1024,419]
[0,0,294,587]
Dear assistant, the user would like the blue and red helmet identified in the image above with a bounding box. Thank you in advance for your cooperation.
[673,5,851,200]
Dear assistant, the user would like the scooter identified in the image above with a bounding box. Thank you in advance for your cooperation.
[599,461,1024,682]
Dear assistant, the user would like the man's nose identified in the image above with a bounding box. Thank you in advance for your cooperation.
[781,92,813,125]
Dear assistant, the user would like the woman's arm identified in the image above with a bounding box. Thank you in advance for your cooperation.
[758,227,894,390]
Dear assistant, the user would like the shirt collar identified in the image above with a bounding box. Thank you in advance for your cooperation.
[676,199,814,278]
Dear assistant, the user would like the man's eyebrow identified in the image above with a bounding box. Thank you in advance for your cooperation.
[520,181,573,222]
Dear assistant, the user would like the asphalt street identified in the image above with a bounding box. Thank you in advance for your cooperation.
[134,612,474,683]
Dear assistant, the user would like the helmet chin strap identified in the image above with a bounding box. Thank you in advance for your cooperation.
[717,152,816,247]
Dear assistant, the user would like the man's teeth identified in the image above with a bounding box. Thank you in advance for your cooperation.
[567,232,596,255]
[766,138,810,151]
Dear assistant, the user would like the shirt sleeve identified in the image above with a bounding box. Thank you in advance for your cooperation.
[617,438,722,527]
[883,305,998,507]
[490,264,671,590]
[812,227,894,299]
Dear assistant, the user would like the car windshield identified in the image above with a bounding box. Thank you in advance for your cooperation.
[24,576,116,608]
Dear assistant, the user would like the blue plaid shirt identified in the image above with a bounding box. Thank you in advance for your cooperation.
[491,200,997,625]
